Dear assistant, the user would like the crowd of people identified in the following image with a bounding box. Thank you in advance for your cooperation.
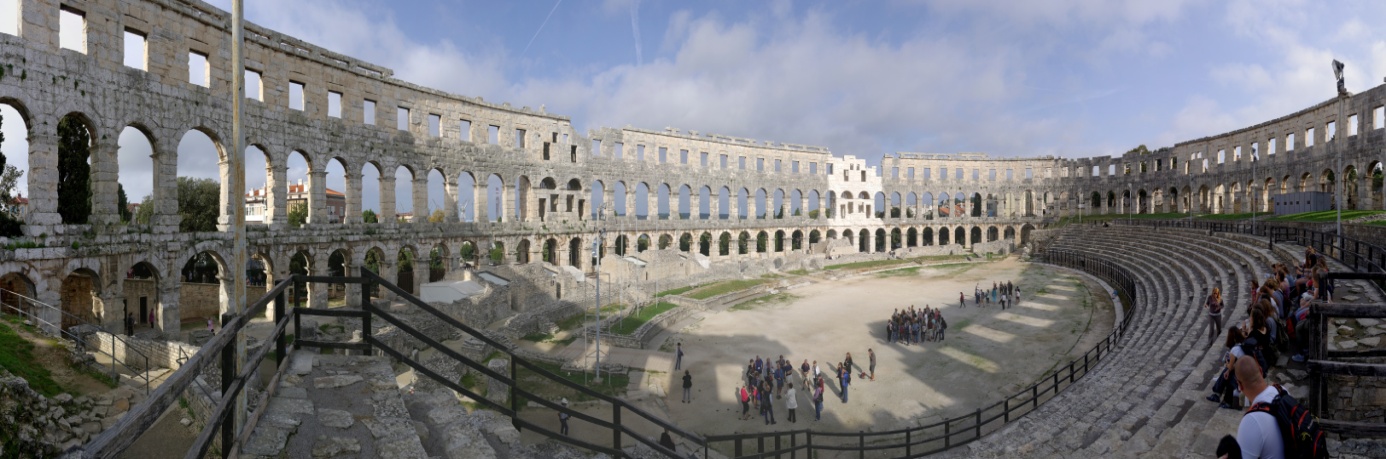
[960,280,1020,309]
[1207,247,1332,458]
[887,305,947,344]
[733,351,877,425]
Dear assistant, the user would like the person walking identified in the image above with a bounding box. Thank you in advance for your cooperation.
[558,399,571,435]
[739,384,753,420]
[125,312,134,336]
[844,352,855,374]
[868,349,876,381]
[813,378,825,421]
[675,342,684,370]
[839,364,851,403]
[959,292,966,308]
[760,381,777,425]
[785,382,798,423]
[681,370,692,403]
[1205,288,1225,346]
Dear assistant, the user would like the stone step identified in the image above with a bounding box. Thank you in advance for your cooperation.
[241,352,429,459]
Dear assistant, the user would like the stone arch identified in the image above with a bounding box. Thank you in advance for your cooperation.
[922,227,934,246]
[906,227,918,247]
[775,230,787,252]
[679,233,693,252]
[971,226,982,245]
[1004,226,1016,240]
[858,229,870,252]
[569,237,584,268]
[756,231,770,253]
[0,271,38,318]
[809,229,821,244]
[542,238,558,264]
[987,226,999,242]
[791,230,803,251]
[738,231,751,255]
[61,267,103,330]
[718,232,732,256]
[826,229,838,239]
[939,226,951,245]
[396,245,418,294]
[954,227,966,246]
[658,234,673,250]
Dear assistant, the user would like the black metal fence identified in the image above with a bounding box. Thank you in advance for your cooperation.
[1118,219,1386,274]
[1304,272,1386,437]
[70,249,1146,459]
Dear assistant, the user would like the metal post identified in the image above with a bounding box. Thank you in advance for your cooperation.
[593,226,604,383]
[859,431,865,459]
[219,312,236,459]
[509,358,519,430]
[226,0,249,449]
[612,404,621,451]
[1337,92,1346,239]
[974,408,981,439]
[274,281,285,367]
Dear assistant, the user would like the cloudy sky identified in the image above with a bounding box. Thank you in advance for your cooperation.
[4,0,1386,215]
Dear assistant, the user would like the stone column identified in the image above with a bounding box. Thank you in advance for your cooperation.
[158,279,181,337]
[1358,175,1372,211]
[412,178,428,223]
[709,192,720,219]
[309,170,328,224]
[25,133,60,228]
[603,188,616,217]
[90,139,120,226]
[475,180,490,222]
[309,252,329,309]
[268,160,288,228]
[344,171,362,224]
[649,189,659,219]
[377,259,397,301]
[497,182,510,222]
[625,188,637,220]
[444,177,459,222]
[345,257,361,308]
[690,191,701,219]
[379,176,397,223]
[98,291,124,332]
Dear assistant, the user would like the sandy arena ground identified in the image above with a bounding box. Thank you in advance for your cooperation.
[517,257,1115,453]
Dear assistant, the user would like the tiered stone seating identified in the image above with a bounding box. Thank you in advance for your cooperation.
[936,225,1285,458]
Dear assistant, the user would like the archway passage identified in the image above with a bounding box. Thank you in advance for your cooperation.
[0,273,36,318]
[61,269,101,330]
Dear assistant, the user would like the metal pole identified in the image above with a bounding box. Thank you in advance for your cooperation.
[1337,93,1346,240]
[227,0,249,450]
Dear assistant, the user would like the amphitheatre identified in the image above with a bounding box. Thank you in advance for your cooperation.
[2,1,1386,458]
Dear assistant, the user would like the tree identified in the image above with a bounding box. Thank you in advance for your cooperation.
[117,184,132,223]
[134,195,154,225]
[177,177,220,232]
[57,116,92,224]
[428,209,445,222]
[287,202,308,228]
[0,113,19,237]
[459,243,475,263]
[361,209,378,223]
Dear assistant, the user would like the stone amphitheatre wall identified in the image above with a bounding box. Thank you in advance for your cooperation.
[0,0,1385,338]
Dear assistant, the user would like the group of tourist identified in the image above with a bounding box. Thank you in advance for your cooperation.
[886,305,947,344]
[1208,247,1333,458]
[960,280,1019,309]
[732,350,878,425]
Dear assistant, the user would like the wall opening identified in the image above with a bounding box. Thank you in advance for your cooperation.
[59,7,86,53]
[123,29,147,70]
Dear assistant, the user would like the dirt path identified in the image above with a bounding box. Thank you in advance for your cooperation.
[7,320,112,396]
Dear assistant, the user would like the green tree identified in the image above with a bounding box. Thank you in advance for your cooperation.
[428,209,445,222]
[0,113,19,236]
[57,116,92,224]
[134,195,154,225]
[398,250,414,272]
[177,177,221,232]
[288,202,308,228]
[117,184,132,223]
[361,209,378,223]
[489,245,504,264]
[459,243,475,262]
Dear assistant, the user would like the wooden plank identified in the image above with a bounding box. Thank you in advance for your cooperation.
[1319,419,1386,436]
[1306,360,1386,377]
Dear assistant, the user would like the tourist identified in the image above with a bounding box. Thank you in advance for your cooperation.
[774,360,786,398]
[785,382,798,423]
[1205,288,1225,346]
[659,429,677,451]
[760,380,777,425]
[939,313,947,341]
[868,348,876,381]
[1001,293,1008,310]
[207,316,214,333]
[125,312,134,336]
[813,378,825,421]
[681,370,692,403]
[739,384,752,420]
[1290,294,1312,362]
[959,292,966,308]
[801,359,811,381]
[1233,356,1284,458]
[559,399,571,435]
[812,360,821,381]
[839,363,851,403]
[675,342,684,370]
[1208,326,1248,409]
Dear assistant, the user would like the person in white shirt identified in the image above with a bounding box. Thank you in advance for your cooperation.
[785,383,799,423]
[1234,356,1284,459]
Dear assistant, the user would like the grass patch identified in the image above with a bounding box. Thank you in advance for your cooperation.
[824,258,913,271]
[729,292,798,311]
[686,279,771,300]
[0,318,65,396]
[655,285,699,298]
[521,332,554,343]
[1198,211,1268,221]
[874,267,921,278]
[786,269,809,275]
[609,302,678,335]
[512,361,630,410]
[553,336,578,346]
[1265,210,1386,222]
[554,313,585,331]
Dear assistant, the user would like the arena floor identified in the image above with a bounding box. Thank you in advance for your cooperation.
[662,257,1115,437]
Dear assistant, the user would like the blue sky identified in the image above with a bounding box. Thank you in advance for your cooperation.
[5,0,1386,214]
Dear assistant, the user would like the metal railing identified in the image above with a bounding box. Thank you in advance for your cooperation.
[1117,219,1386,275]
[1,288,152,394]
[67,247,1146,459]
[702,249,1139,458]
[1304,272,1386,437]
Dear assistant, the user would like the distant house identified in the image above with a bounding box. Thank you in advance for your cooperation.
[1,194,26,219]
[246,180,347,224]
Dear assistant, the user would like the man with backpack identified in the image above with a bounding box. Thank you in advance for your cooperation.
[1234,356,1284,458]
[1231,355,1328,459]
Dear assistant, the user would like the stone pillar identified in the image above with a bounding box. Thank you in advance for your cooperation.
[90,139,120,226]
[158,280,181,337]
[497,182,510,223]
[25,133,61,228]
[690,191,701,219]
[98,291,124,332]
[475,180,490,222]
[380,176,397,223]
[1358,175,1371,211]
[444,177,459,222]
[268,160,288,228]
[309,252,329,309]
[412,178,428,223]
[709,193,720,219]
[344,171,363,224]
[649,189,659,219]
[625,189,637,220]
[309,170,328,224]
[345,257,361,308]
[603,188,616,217]
[377,260,397,301]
